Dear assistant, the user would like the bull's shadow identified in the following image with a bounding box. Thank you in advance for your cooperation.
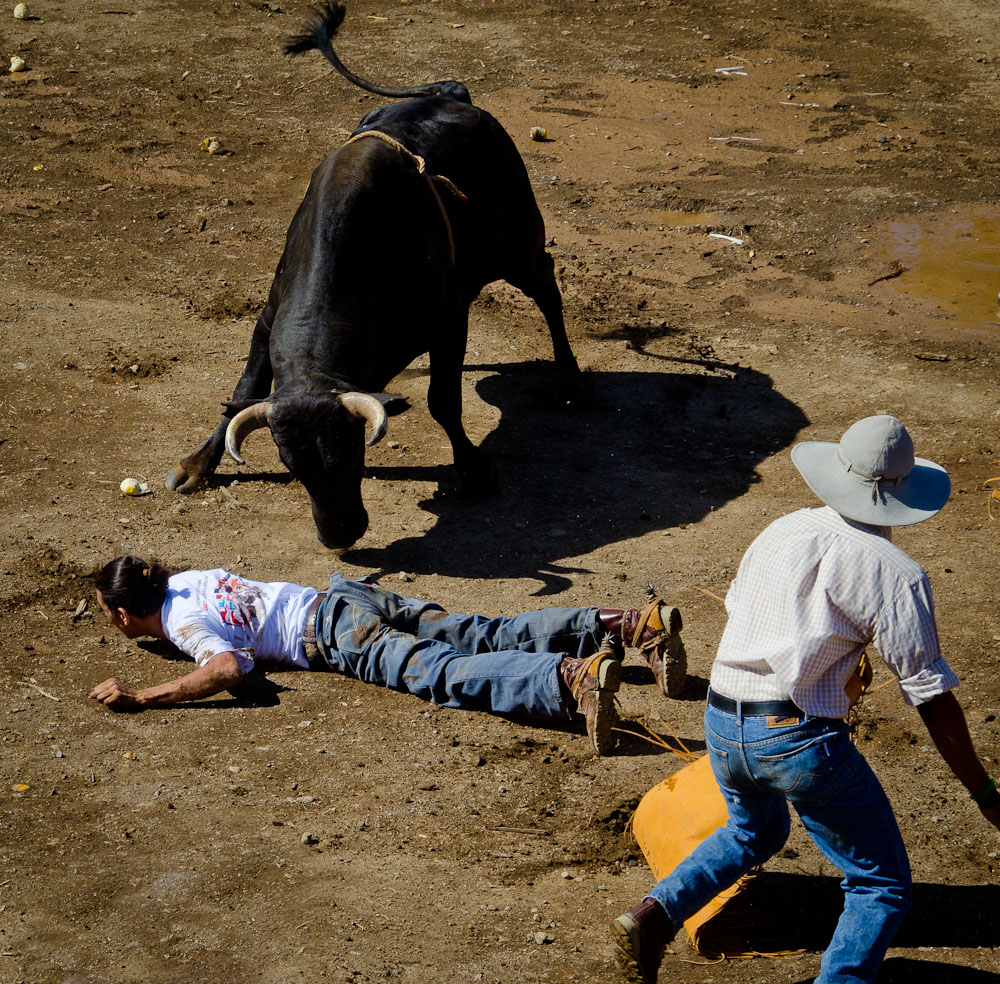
[349,357,808,593]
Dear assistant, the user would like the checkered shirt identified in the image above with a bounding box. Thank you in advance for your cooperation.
[710,506,958,718]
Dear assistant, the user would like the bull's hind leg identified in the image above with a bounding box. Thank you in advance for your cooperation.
[509,249,580,376]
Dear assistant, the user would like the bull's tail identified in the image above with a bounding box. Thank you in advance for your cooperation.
[284,1,471,103]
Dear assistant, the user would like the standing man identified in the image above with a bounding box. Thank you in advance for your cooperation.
[612,414,1000,983]
[89,557,685,756]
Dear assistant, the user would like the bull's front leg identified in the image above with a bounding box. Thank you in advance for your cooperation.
[165,308,275,493]
[427,331,499,498]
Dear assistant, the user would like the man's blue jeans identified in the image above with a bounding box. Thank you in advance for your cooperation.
[648,701,912,984]
[314,574,603,719]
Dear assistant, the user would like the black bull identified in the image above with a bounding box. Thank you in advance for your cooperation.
[166,4,580,549]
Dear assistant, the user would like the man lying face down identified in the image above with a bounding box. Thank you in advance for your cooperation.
[91,557,686,757]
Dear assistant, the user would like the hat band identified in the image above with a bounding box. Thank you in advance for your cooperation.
[837,448,910,505]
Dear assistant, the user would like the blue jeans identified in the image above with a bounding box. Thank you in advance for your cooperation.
[314,574,603,719]
[648,701,912,984]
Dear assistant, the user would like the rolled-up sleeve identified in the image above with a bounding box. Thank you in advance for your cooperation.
[174,618,256,675]
[873,575,959,705]
[896,656,960,706]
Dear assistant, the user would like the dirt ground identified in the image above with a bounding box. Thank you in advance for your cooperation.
[2,0,1000,981]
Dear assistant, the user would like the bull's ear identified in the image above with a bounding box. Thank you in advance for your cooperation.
[370,392,410,415]
[223,397,270,415]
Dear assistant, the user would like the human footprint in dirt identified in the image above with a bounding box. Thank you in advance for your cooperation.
[89,556,686,755]
[612,414,1000,984]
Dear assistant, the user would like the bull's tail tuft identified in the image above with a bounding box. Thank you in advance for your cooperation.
[283,0,471,104]
[283,0,346,58]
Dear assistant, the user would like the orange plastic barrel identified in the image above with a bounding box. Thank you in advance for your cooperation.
[631,754,763,957]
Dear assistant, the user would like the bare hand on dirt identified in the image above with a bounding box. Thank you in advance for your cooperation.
[89,677,142,710]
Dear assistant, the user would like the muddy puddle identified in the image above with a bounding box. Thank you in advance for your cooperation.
[885,213,1000,329]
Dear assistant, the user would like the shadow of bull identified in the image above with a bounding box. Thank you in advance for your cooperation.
[349,358,809,593]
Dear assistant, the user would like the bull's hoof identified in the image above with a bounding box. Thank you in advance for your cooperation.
[165,463,208,494]
[531,366,589,410]
[455,455,500,500]
[554,366,590,408]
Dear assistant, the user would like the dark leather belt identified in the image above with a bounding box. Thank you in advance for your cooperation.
[301,591,327,666]
[708,689,802,718]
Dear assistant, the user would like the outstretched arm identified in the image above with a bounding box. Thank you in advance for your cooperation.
[917,690,1000,830]
[89,652,246,710]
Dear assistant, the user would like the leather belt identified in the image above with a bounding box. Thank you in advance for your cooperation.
[301,591,327,666]
[708,689,802,718]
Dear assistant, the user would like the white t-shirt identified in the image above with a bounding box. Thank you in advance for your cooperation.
[711,507,958,717]
[160,569,318,674]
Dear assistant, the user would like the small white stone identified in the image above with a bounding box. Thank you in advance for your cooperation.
[13,3,29,20]
[9,55,26,72]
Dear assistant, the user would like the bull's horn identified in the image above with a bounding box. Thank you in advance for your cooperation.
[339,392,388,447]
[225,402,274,464]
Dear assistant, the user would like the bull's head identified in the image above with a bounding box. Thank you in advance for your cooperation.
[225,390,387,549]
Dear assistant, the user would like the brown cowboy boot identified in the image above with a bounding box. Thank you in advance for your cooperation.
[599,593,687,698]
[611,897,674,984]
[560,645,622,756]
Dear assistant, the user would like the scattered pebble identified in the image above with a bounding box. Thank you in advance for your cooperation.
[399,572,414,582]
[300,832,319,845]
[122,751,137,760]
[13,2,29,19]
[529,126,548,141]
[200,136,224,155]
[9,55,25,72]
[533,932,553,945]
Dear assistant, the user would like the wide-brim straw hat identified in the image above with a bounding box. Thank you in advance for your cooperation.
[791,414,951,527]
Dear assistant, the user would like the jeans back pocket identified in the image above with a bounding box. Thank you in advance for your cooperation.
[754,730,859,803]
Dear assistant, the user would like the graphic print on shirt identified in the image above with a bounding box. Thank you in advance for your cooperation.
[206,574,264,641]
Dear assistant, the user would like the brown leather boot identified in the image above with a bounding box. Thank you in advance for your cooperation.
[560,645,622,756]
[611,896,674,984]
[599,595,687,698]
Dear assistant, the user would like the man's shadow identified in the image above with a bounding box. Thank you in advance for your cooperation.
[350,358,808,593]
[700,871,1000,972]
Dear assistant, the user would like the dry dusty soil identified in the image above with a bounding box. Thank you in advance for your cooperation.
[2,0,1000,982]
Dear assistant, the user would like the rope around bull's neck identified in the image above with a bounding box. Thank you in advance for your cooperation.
[342,129,466,265]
